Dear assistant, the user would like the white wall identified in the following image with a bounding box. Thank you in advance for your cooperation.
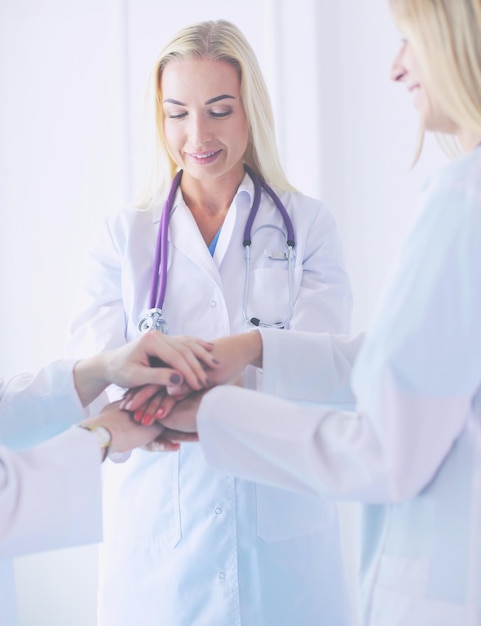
[0,1,448,624]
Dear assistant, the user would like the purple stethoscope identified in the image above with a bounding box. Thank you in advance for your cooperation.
[138,164,296,335]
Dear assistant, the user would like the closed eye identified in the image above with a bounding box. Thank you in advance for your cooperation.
[209,109,232,119]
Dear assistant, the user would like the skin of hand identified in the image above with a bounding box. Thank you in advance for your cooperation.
[80,401,166,457]
[155,391,207,436]
[122,331,263,426]
[73,332,219,408]
[141,424,200,453]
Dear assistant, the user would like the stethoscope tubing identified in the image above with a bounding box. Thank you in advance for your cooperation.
[242,164,295,246]
[149,169,183,310]
[140,164,296,333]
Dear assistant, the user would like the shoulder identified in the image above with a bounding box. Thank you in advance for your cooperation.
[105,203,161,229]
[101,203,161,244]
[426,149,481,198]
[419,150,481,229]
[276,189,337,225]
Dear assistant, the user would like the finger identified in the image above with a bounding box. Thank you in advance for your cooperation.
[165,381,192,398]
[121,384,160,412]
[120,386,141,409]
[145,335,218,389]
[152,394,177,421]
[133,365,186,389]
[143,433,181,452]
[175,339,221,385]
[142,440,180,452]
[162,428,199,443]
[138,389,167,425]
[122,419,165,452]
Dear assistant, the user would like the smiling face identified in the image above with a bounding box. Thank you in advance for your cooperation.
[390,38,459,136]
[161,57,249,188]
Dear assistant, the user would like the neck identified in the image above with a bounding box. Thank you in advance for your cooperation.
[457,128,481,153]
[179,166,246,246]
[180,166,245,216]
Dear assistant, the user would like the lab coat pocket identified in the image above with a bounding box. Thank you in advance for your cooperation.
[256,484,335,542]
[368,555,470,626]
[102,451,181,548]
[247,266,302,327]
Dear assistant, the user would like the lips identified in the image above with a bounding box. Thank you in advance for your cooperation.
[190,150,218,158]
[185,149,222,165]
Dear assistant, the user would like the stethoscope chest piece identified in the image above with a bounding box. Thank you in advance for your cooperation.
[138,308,168,334]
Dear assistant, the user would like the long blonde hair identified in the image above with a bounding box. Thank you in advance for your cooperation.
[137,20,295,208]
[390,0,481,161]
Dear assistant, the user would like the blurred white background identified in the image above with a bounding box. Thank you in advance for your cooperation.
[0,0,447,624]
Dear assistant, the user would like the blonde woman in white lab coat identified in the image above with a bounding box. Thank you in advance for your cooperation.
[154,1,481,624]
[68,19,354,626]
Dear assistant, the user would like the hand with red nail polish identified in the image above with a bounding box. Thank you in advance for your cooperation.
[141,414,154,426]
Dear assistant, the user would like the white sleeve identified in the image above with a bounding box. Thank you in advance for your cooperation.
[66,214,129,412]
[67,215,127,358]
[0,360,86,449]
[198,179,481,503]
[0,427,102,559]
[259,328,362,406]
[290,198,352,334]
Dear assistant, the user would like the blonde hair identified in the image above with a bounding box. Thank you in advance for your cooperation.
[389,0,481,161]
[138,19,295,207]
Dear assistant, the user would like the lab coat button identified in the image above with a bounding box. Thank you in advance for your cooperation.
[210,300,217,307]
[214,507,223,515]
[218,572,226,580]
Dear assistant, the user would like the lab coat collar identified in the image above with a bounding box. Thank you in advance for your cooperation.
[234,170,255,210]
[158,171,255,284]
[150,170,255,224]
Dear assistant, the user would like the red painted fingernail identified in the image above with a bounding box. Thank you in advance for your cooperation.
[134,410,143,423]
[155,407,166,419]
[141,414,154,426]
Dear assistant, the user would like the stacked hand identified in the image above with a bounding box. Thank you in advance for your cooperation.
[117,330,263,451]
[73,331,232,457]
[73,331,219,407]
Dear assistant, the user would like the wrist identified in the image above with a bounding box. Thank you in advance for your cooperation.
[77,423,112,462]
[246,330,263,367]
[73,353,110,407]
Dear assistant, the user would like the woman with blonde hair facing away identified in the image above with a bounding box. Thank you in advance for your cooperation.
[68,19,353,626]
[149,1,481,624]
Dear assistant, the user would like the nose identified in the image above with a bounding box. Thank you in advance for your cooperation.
[390,43,406,82]
[188,113,212,147]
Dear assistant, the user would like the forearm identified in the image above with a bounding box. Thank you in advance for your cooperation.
[0,429,102,559]
[207,331,263,385]
[73,352,111,407]
[259,328,362,405]
[0,362,86,449]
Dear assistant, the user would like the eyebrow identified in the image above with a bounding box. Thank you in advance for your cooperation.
[163,94,236,106]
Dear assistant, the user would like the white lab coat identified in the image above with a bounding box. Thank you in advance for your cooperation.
[196,148,481,625]
[68,172,354,626]
[0,362,102,626]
